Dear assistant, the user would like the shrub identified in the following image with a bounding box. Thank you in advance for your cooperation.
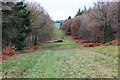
[81,43,101,47]
[24,45,39,52]
[2,44,16,56]
[61,19,72,35]
[70,16,81,38]
[77,14,92,41]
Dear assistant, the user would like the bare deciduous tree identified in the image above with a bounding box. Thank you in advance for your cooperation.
[71,16,81,38]
[26,2,54,45]
[88,1,118,43]
[61,19,72,35]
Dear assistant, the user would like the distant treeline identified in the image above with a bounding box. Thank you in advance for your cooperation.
[61,1,119,43]
[54,20,64,24]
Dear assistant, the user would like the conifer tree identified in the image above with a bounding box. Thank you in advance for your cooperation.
[68,16,71,20]
[12,1,31,50]
[75,8,84,17]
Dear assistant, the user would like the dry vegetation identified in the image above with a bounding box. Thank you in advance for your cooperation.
[1,1,55,60]
[26,2,55,45]
[2,1,55,50]
[1,1,119,78]
[61,1,119,45]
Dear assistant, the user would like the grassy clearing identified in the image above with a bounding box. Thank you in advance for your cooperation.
[2,29,118,78]
[39,37,80,51]
[54,22,61,29]
[92,46,118,57]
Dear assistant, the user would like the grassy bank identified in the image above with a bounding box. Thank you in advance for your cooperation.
[2,29,118,78]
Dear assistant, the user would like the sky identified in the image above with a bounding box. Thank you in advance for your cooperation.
[26,0,97,20]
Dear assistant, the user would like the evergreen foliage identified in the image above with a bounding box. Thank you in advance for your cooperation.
[12,1,31,50]
[2,1,31,50]
[75,6,87,17]
[68,16,71,20]
[103,25,114,43]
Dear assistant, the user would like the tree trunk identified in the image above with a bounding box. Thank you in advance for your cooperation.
[102,27,105,44]
[34,36,37,45]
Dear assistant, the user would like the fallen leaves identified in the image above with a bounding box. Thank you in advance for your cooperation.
[24,45,39,52]
[112,70,117,72]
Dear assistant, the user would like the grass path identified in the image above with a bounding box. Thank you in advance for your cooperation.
[2,29,118,78]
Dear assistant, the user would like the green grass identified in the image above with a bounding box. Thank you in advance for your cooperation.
[92,46,118,57]
[54,22,61,29]
[40,37,80,51]
[2,28,119,78]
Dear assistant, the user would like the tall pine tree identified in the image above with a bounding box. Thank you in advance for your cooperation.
[12,1,31,50]
[75,8,84,17]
